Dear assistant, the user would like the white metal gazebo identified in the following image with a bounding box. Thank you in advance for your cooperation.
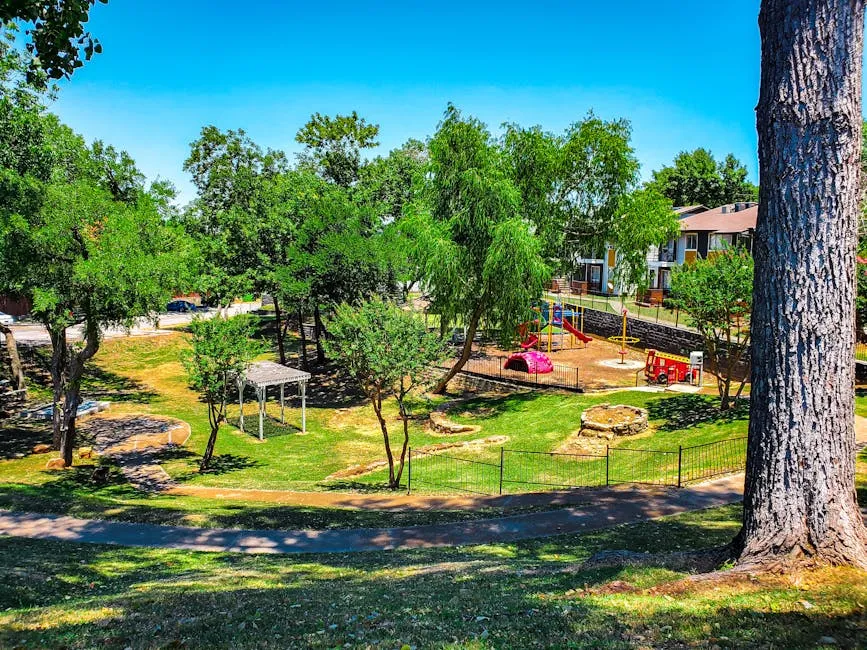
[237,361,311,440]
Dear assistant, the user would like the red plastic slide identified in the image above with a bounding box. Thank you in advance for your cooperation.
[520,333,539,349]
[562,319,592,344]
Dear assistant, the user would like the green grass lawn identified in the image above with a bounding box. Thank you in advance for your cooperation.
[1,503,865,649]
[2,333,751,495]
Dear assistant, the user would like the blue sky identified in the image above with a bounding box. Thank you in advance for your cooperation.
[50,1,786,204]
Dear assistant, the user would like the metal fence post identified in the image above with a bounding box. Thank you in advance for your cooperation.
[499,447,505,495]
[575,367,580,389]
[605,445,610,486]
[407,447,412,495]
[677,445,683,488]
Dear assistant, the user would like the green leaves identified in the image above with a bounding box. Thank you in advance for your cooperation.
[295,112,380,188]
[647,148,758,208]
[325,299,445,401]
[610,188,680,293]
[183,315,263,403]
[669,246,753,332]
[406,106,551,344]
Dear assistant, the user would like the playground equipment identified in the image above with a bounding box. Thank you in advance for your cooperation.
[606,309,640,364]
[519,302,592,352]
[644,350,704,385]
[504,350,554,374]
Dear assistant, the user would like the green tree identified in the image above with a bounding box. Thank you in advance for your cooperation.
[405,106,551,394]
[648,148,758,208]
[1,1,106,84]
[610,187,680,294]
[358,139,428,300]
[669,247,753,410]
[278,173,391,364]
[324,299,445,488]
[295,111,380,188]
[183,315,262,471]
[2,178,183,465]
[181,126,288,318]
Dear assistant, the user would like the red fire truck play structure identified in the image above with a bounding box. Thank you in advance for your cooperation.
[644,350,704,385]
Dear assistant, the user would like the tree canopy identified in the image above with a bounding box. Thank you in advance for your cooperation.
[184,315,262,471]
[325,299,444,488]
[669,246,753,410]
[1,0,106,85]
[404,105,551,393]
[295,111,380,188]
[647,148,758,208]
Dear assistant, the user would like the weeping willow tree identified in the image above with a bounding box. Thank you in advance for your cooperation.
[404,105,551,394]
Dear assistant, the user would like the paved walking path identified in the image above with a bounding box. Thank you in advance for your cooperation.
[0,475,744,554]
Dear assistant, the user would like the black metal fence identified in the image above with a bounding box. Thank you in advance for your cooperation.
[408,436,747,495]
[455,355,583,392]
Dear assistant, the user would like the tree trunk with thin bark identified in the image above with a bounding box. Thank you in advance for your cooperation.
[432,302,484,395]
[57,321,100,467]
[313,304,325,363]
[297,309,309,370]
[0,325,26,392]
[737,0,867,568]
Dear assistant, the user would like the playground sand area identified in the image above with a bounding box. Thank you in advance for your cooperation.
[473,335,649,390]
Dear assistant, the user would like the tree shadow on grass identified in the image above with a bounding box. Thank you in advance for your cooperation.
[81,365,159,403]
[197,454,260,476]
[0,419,53,460]
[646,394,749,432]
[444,391,543,420]
[1,504,863,649]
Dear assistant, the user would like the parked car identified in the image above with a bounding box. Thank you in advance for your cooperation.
[166,300,197,313]
[0,311,14,326]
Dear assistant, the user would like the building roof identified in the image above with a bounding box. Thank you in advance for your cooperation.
[242,361,311,387]
[673,205,709,217]
[679,204,758,234]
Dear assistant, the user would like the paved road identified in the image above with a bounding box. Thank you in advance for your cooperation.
[0,475,744,554]
[8,302,260,345]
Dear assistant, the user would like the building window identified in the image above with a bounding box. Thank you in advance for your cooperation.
[685,233,698,250]
[709,233,732,250]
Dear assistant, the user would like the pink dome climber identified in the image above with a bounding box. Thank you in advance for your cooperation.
[503,350,554,374]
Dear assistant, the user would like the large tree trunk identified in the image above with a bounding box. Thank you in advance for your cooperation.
[273,295,286,365]
[49,328,68,450]
[0,325,26,392]
[58,321,100,467]
[432,302,484,395]
[737,0,867,568]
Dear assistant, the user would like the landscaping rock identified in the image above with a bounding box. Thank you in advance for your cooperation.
[32,443,52,454]
[429,410,479,435]
[78,447,94,459]
[45,458,67,470]
[580,403,649,438]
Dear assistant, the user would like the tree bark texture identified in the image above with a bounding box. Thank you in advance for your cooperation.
[740,0,867,567]
[59,321,100,467]
[1,325,26,392]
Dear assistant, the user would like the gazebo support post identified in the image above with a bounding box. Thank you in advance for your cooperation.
[301,381,306,434]
[280,384,285,424]
[258,386,264,441]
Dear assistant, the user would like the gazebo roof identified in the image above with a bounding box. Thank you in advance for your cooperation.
[242,361,311,388]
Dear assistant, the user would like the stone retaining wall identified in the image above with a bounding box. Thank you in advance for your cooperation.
[581,308,705,356]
